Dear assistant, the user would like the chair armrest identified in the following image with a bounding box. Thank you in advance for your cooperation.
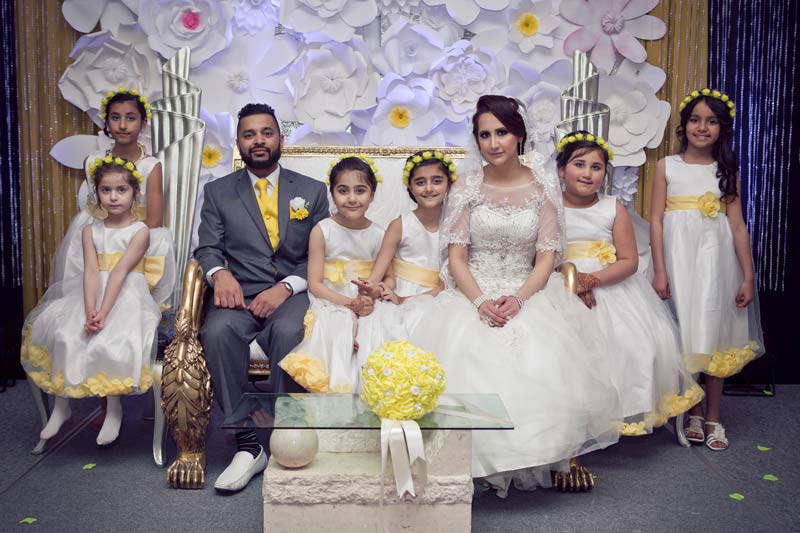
[560,262,578,294]
[162,258,213,489]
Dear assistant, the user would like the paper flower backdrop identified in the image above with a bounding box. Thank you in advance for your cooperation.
[54,0,674,203]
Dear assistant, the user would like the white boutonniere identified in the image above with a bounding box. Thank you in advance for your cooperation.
[289,196,309,220]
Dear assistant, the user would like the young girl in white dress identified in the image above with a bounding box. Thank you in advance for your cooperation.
[51,88,174,305]
[353,150,456,351]
[21,158,163,446]
[559,131,702,437]
[279,156,387,393]
[408,96,622,496]
[651,89,764,451]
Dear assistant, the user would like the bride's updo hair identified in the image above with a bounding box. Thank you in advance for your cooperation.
[471,95,527,150]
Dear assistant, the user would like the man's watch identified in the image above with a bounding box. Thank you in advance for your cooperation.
[280,281,294,296]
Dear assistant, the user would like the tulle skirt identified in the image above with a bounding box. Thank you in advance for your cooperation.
[663,211,764,378]
[571,257,703,436]
[408,273,622,493]
[21,271,160,398]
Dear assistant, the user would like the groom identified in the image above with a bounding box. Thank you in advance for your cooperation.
[195,103,329,493]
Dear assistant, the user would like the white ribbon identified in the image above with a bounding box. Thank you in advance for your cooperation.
[380,419,427,501]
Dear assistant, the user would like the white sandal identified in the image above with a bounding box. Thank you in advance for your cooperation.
[705,422,729,451]
[685,415,705,444]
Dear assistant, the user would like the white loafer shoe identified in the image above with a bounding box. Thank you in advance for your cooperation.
[214,447,267,493]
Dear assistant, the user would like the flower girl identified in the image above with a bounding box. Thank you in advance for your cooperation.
[22,157,165,446]
[279,155,387,392]
[558,131,702,437]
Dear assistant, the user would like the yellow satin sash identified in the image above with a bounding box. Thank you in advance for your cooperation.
[666,194,727,215]
[565,240,617,266]
[323,259,375,285]
[392,258,440,289]
[97,252,165,288]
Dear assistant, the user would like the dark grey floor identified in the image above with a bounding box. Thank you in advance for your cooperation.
[1,381,797,532]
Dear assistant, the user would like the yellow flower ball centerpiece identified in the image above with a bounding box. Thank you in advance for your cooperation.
[361,340,446,420]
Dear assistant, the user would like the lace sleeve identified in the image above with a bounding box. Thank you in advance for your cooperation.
[528,151,566,263]
[438,168,481,288]
[535,193,563,254]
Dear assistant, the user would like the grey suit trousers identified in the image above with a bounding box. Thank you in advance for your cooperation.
[200,293,308,418]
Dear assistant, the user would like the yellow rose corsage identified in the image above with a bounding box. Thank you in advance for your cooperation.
[697,192,722,218]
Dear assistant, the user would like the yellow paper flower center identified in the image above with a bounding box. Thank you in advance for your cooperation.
[389,106,411,129]
[517,13,539,36]
[202,145,222,168]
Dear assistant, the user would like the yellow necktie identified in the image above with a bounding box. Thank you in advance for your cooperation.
[255,178,280,249]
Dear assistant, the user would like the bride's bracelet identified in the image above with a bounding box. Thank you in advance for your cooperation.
[472,294,490,310]
[512,295,525,309]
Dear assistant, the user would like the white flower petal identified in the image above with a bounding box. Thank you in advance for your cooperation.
[62,0,105,33]
[50,135,108,169]
[623,15,667,40]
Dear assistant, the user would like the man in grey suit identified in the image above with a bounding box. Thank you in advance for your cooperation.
[195,103,328,492]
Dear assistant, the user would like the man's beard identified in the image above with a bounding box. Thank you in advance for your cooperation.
[241,145,281,170]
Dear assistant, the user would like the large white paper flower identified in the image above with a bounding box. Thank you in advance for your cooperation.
[352,75,447,146]
[138,0,234,67]
[190,30,300,118]
[500,59,571,149]
[599,74,671,167]
[422,0,511,26]
[377,19,445,77]
[62,0,136,33]
[232,0,280,35]
[287,39,379,133]
[561,0,666,74]
[59,30,162,126]
[279,0,378,43]
[430,40,504,122]
[471,0,568,76]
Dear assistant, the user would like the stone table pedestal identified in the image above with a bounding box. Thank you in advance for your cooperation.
[263,430,473,533]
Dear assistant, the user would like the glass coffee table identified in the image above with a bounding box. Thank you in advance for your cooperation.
[223,392,513,431]
[224,393,513,532]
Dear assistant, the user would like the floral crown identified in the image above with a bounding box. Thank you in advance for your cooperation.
[100,87,153,120]
[402,151,458,186]
[326,154,383,186]
[556,133,613,161]
[88,156,143,184]
[679,88,736,118]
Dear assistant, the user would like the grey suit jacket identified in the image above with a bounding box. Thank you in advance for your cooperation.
[195,166,329,297]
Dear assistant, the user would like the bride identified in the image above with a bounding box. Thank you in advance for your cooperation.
[409,95,622,496]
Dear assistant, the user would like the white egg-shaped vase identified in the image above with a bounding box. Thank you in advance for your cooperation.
[269,429,319,468]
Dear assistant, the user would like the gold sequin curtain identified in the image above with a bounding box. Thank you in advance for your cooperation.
[638,0,708,219]
[16,0,94,314]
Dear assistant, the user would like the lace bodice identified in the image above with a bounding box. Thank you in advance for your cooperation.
[450,180,561,297]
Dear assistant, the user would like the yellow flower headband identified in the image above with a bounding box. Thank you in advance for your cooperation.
[679,88,736,118]
[402,151,458,186]
[326,153,383,186]
[88,156,144,184]
[100,87,153,120]
[556,133,614,161]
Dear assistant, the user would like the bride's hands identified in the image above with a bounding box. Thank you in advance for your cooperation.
[477,300,506,327]
[494,295,522,321]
